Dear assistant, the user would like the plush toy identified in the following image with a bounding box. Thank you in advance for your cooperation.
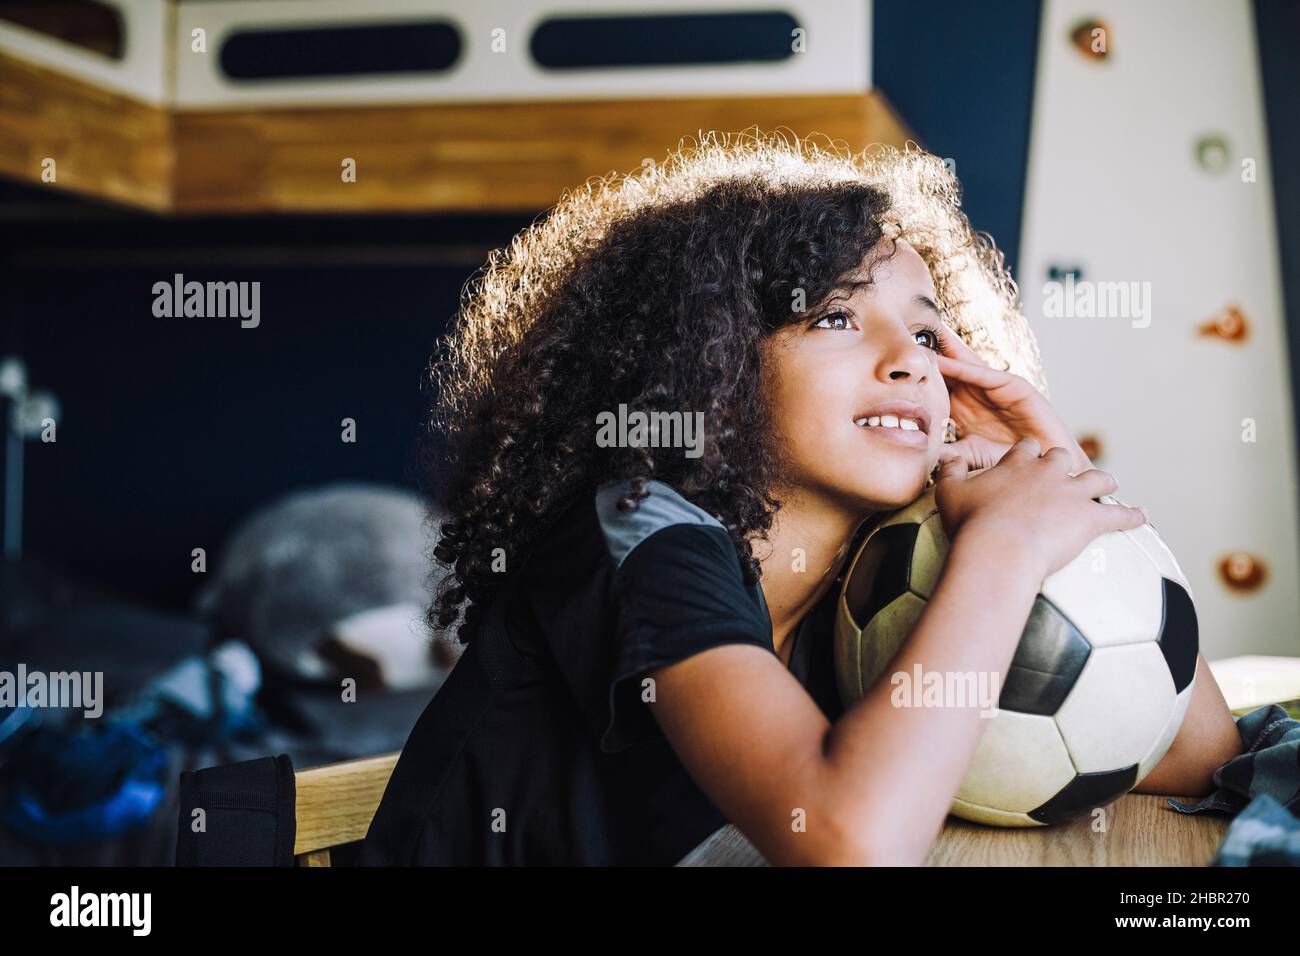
[197,483,461,691]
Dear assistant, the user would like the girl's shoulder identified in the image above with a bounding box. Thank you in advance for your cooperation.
[510,477,755,627]
[515,478,731,575]
[592,478,729,569]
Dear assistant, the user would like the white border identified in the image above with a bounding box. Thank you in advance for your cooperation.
[0,0,169,104]
[171,0,870,109]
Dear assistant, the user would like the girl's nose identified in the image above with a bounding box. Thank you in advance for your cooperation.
[878,333,932,384]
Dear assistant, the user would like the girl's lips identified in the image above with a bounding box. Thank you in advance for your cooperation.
[859,424,929,449]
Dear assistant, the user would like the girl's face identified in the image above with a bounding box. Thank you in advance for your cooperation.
[761,239,952,516]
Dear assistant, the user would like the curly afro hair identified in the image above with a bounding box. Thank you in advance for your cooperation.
[426,128,1047,645]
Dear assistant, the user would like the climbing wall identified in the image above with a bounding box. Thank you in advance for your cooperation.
[1018,0,1299,658]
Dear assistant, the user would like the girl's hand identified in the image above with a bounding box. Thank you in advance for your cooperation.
[934,323,1092,473]
[935,434,1011,473]
[935,437,1148,581]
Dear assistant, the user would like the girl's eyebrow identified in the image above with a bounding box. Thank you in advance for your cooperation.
[829,278,873,299]
[823,284,943,317]
[913,294,943,316]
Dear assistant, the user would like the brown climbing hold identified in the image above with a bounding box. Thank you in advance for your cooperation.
[1219,552,1267,592]
[1197,305,1249,342]
[1070,19,1110,60]
[1078,434,1102,462]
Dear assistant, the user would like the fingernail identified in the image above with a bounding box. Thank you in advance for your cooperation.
[1140,507,1150,522]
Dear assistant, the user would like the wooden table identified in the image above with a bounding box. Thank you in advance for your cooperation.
[676,794,1231,866]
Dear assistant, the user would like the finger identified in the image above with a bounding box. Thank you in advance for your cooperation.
[1042,445,1074,470]
[935,447,967,482]
[1005,435,1042,459]
[949,435,1013,471]
[1092,498,1148,534]
[934,353,1012,390]
[937,322,982,363]
[1071,467,1120,499]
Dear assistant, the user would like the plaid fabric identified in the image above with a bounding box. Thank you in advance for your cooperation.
[1165,704,1300,866]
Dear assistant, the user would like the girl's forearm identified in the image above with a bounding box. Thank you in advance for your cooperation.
[819,526,1043,863]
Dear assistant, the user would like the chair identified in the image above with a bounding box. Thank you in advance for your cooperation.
[292,752,399,866]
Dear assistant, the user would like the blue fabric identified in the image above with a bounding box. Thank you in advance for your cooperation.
[1,722,168,845]
[1165,704,1300,866]
[1,641,263,846]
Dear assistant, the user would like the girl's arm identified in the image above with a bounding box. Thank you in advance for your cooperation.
[647,523,1041,866]
[1131,654,1244,796]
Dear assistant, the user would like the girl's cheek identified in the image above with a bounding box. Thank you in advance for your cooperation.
[935,381,952,418]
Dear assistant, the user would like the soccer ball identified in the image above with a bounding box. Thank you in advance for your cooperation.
[834,485,1199,826]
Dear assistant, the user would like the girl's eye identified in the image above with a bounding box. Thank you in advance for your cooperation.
[811,310,854,331]
[914,325,947,353]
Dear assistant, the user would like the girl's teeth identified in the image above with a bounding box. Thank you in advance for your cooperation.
[855,415,922,431]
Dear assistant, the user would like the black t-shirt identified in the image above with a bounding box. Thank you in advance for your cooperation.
[359,479,845,866]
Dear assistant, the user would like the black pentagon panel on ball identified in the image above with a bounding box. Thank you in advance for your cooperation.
[999,595,1091,715]
[1156,578,1199,693]
[1028,765,1139,825]
[848,522,921,628]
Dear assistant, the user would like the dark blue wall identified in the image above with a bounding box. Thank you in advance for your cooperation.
[2,213,531,608]
[1255,0,1300,475]
[872,0,1042,276]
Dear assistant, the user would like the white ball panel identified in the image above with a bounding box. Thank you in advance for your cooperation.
[909,512,950,600]
[834,596,865,704]
[1057,642,1177,771]
[955,709,1075,813]
[1041,529,1164,648]
[877,495,937,531]
[1136,678,1197,783]
[949,798,1043,828]
[1123,520,1195,596]
[858,592,927,694]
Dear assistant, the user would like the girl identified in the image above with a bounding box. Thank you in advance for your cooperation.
[360,131,1243,866]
